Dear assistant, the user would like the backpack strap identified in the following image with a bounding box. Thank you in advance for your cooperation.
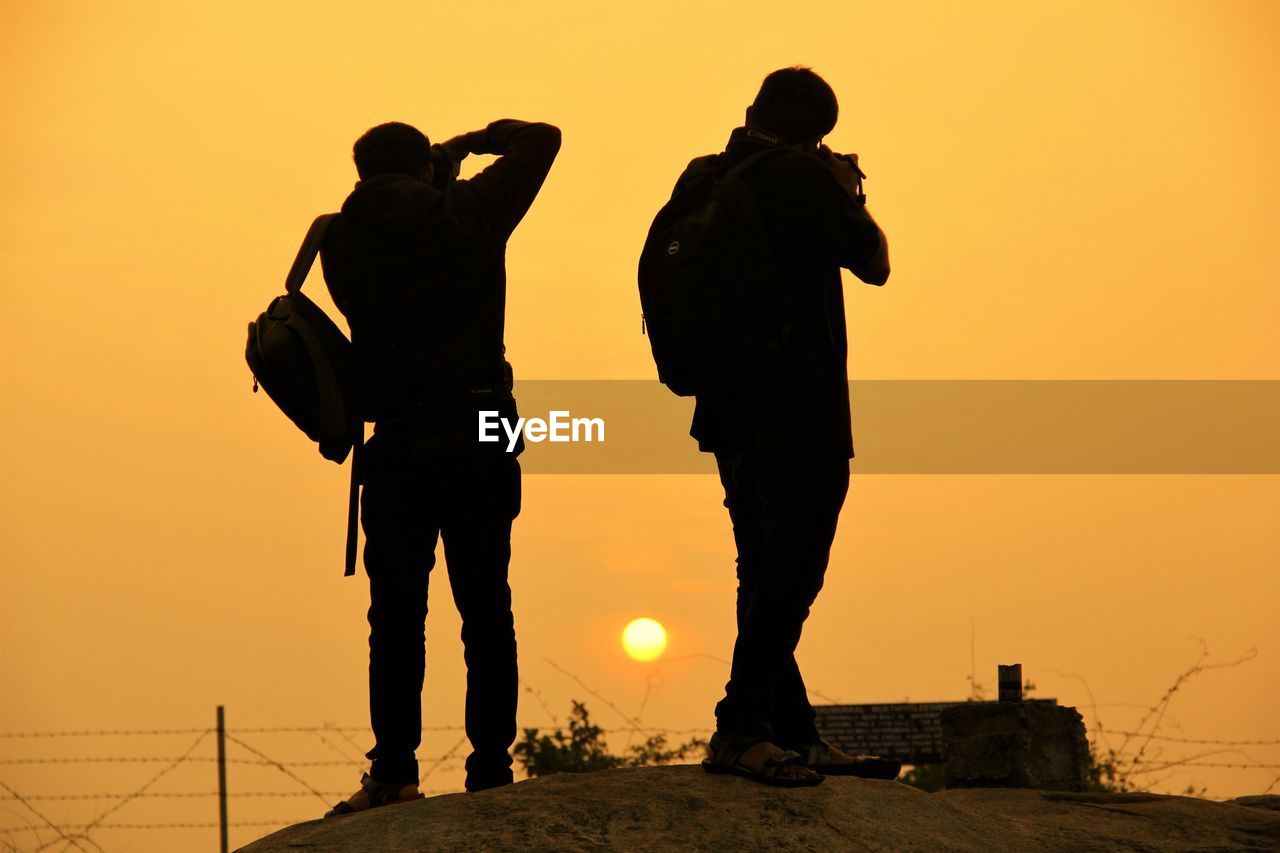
[720,146,785,181]
[283,212,361,577]
[344,440,362,576]
[679,147,781,193]
[716,147,796,351]
[285,214,338,294]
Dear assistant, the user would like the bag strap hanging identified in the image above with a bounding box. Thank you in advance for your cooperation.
[343,440,362,577]
[284,213,362,577]
[286,214,338,294]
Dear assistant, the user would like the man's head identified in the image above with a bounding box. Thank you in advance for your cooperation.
[746,66,839,149]
[352,121,433,181]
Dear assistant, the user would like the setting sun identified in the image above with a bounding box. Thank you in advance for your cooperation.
[621,618,668,662]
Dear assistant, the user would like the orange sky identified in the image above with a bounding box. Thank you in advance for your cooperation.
[1,1,1277,848]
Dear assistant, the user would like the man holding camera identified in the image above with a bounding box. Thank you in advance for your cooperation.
[678,68,893,785]
[319,118,560,814]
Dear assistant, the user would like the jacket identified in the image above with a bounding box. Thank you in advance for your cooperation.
[680,126,890,457]
[320,119,561,423]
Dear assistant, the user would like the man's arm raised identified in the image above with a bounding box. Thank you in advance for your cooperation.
[444,120,562,238]
[813,147,890,286]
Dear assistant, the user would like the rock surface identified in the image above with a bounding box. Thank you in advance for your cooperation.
[238,765,1280,852]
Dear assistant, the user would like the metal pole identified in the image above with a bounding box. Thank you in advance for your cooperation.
[216,705,228,853]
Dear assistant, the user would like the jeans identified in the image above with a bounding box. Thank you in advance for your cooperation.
[359,424,521,791]
[712,444,849,744]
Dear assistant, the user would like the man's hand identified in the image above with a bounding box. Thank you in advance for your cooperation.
[439,134,473,163]
[818,145,864,198]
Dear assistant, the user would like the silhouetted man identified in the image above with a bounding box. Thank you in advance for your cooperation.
[659,68,893,785]
[319,118,560,813]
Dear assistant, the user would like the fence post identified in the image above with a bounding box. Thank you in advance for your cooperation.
[216,705,228,853]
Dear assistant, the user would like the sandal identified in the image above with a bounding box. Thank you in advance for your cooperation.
[788,740,901,779]
[701,732,824,788]
[324,773,425,818]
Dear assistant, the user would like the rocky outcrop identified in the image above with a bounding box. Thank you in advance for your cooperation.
[238,766,1280,852]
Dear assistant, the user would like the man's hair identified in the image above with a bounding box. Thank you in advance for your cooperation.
[750,67,839,144]
[352,121,432,180]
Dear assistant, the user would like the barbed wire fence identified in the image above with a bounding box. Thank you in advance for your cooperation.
[0,654,727,851]
[3,655,1277,852]
[1039,642,1279,796]
[3,723,1277,853]
[0,720,724,852]
[0,658,728,853]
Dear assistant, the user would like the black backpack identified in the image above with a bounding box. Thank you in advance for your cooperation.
[637,148,787,397]
[245,214,363,576]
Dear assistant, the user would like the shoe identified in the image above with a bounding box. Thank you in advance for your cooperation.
[324,772,424,818]
[700,732,825,788]
[788,739,901,779]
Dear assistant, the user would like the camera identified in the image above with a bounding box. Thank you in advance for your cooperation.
[830,151,866,202]
[429,144,461,191]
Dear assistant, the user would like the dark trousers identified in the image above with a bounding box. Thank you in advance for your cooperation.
[360,426,521,791]
[713,444,849,744]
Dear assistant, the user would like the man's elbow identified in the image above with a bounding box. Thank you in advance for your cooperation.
[863,263,890,286]
[850,253,890,285]
[847,223,889,285]
[533,122,562,154]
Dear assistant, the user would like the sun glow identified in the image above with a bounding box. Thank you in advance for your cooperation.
[621,618,668,662]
